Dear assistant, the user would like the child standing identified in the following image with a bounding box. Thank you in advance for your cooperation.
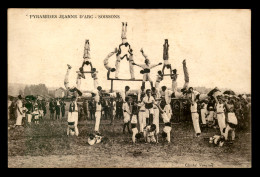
[32,107,40,125]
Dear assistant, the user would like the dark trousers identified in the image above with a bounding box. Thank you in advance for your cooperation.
[90,111,95,120]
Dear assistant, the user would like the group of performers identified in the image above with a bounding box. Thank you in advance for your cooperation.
[61,22,251,146]
[8,23,250,147]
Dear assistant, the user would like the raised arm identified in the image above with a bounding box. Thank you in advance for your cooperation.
[213,94,219,104]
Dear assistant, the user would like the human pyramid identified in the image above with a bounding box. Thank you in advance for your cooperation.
[63,22,240,146]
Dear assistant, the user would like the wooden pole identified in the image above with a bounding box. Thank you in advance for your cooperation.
[110,80,113,93]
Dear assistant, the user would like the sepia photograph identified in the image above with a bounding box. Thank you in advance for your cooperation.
[7,8,251,168]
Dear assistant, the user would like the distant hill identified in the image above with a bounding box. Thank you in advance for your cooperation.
[8,83,61,97]
[8,83,249,97]
[8,83,27,96]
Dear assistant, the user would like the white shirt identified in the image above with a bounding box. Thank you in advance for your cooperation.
[163,126,172,134]
[163,104,172,116]
[160,90,172,104]
[96,102,102,111]
[201,103,207,110]
[16,100,23,115]
[216,103,224,113]
[144,125,155,137]
[228,113,238,125]
[73,101,78,111]
[161,112,170,123]
[142,95,155,104]
[113,101,116,110]
[131,115,138,124]
[122,102,131,115]
[156,74,163,82]
[190,102,197,113]
[120,90,130,102]
[88,135,102,145]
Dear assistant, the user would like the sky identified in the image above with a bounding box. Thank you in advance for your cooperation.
[8,9,251,94]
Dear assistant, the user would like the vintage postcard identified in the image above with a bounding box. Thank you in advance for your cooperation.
[8,8,251,168]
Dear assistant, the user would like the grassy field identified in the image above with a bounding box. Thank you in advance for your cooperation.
[8,103,251,168]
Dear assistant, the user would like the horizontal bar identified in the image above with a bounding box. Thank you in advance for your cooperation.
[76,71,94,73]
[163,74,179,76]
[108,78,143,81]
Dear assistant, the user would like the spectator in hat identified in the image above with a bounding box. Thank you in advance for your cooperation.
[15,95,24,127]
[32,107,40,125]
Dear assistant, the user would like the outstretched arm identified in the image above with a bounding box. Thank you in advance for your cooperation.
[150,63,162,69]
[132,63,144,68]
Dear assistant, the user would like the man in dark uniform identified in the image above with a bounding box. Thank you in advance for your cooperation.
[25,98,34,124]
[83,99,88,120]
[42,99,47,116]
[116,97,123,119]
[49,98,55,120]
[89,99,96,120]
[37,99,43,119]
[61,99,66,118]
[102,99,109,120]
